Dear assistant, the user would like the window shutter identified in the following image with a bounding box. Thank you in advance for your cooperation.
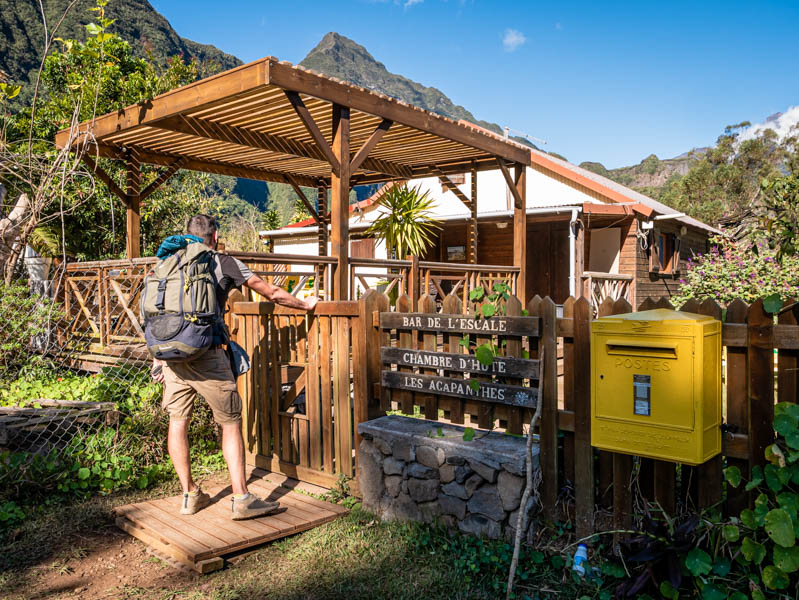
[649,230,660,273]
[672,237,682,274]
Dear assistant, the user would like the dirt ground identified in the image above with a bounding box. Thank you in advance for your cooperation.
[2,473,239,600]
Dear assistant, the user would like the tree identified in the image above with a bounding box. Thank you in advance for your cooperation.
[365,183,441,259]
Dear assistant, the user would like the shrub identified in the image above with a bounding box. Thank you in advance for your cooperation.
[673,235,799,306]
[0,283,60,371]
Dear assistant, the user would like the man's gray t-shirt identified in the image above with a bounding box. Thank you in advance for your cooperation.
[213,255,253,313]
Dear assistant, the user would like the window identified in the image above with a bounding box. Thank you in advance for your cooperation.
[650,231,681,275]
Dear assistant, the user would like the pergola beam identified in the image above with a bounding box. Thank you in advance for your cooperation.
[139,157,187,202]
[468,164,478,264]
[497,158,524,209]
[350,119,392,173]
[433,167,472,209]
[285,174,321,224]
[285,90,341,175]
[82,155,129,206]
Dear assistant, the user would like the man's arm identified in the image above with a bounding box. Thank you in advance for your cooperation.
[244,274,318,311]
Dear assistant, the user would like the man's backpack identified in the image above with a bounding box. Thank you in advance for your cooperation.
[140,242,225,361]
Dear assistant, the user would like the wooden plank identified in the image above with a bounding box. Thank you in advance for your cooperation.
[139,157,187,201]
[442,294,466,424]
[116,516,198,569]
[725,299,749,516]
[382,371,536,408]
[696,298,723,508]
[778,297,799,404]
[284,90,340,173]
[539,296,559,521]
[350,118,392,173]
[379,312,539,336]
[334,316,353,476]
[572,296,594,538]
[362,290,390,418]
[380,347,539,378]
[352,303,368,459]
[513,164,526,302]
[320,316,334,472]
[117,504,211,559]
[747,299,775,479]
[306,314,322,471]
[418,295,439,420]
[610,298,633,529]
[653,460,676,515]
[561,297,576,485]
[285,174,320,224]
[502,295,524,435]
[66,279,100,336]
[82,155,128,205]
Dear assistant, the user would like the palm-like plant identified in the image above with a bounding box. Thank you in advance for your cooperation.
[365,184,441,259]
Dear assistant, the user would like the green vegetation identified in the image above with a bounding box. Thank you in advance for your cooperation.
[672,234,799,306]
[0,283,59,367]
[365,184,441,259]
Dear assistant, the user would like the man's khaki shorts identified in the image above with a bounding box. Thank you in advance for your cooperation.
[162,348,242,424]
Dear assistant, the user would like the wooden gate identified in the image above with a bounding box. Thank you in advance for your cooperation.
[231,300,367,488]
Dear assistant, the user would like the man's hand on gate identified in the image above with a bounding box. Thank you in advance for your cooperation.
[151,359,164,383]
[303,295,319,312]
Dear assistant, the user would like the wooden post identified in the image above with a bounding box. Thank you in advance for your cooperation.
[573,296,594,538]
[408,255,420,311]
[725,299,749,515]
[513,163,527,305]
[330,105,350,300]
[126,154,141,259]
[574,220,585,298]
[468,166,478,264]
[539,296,558,521]
[747,299,775,477]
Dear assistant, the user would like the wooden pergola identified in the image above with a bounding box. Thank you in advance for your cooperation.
[55,56,531,300]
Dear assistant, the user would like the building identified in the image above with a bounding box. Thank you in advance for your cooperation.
[261,146,719,308]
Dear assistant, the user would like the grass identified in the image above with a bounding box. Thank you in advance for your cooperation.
[0,473,622,600]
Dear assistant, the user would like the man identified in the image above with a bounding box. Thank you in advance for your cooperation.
[151,214,317,519]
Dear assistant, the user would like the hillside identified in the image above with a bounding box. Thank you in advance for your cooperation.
[1,0,241,102]
[580,151,700,192]
[299,32,533,146]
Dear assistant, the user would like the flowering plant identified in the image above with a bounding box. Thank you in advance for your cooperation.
[672,235,799,306]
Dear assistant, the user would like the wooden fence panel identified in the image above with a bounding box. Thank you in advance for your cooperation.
[561,297,576,485]
[747,300,775,478]
[572,296,594,538]
[778,297,799,405]
[725,299,749,516]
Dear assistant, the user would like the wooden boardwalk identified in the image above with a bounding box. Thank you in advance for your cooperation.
[115,470,348,573]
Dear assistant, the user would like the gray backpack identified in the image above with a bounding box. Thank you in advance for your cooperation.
[140,243,225,361]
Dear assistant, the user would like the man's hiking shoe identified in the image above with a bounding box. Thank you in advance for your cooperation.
[180,489,211,515]
[231,494,280,520]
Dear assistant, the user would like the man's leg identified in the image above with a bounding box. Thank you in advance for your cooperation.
[221,422,248,496]
[168,418,198,493]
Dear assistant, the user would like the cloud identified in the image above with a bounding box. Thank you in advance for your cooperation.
[737,106,799,143]
[404,0,423,7]
[502,28,527,52]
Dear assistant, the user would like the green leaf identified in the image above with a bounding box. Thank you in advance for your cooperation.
[436,427,444,438]
[700,583,726,600]
[521,309,529,316]
[723,524,740,542]
[459,336,470,348]
[765,464,784,492]
[468,380,480,393]
[762,565,789,590]
[659,581,678,600]
[763,293,783,314]
[774,413,798,437]
[77,467,90,480]
[685,547,713,576]
[712,557,731,576]
[469,288,484,301]
[85,22,102,35]
[765,508,796,547]
[475,344,494,367]
[741,509,757,529]
[462,427,475,442]
[786,431,799,450]
[724,465,742,487]
[729,593,747,600]
[773,545,799,573]
[481,303,496,318]
[136,475,149,489]
[741,537,766,564]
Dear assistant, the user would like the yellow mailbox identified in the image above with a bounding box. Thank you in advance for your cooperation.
[590,309,722,465]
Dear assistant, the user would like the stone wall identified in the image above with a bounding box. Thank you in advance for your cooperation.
[357,415,539,540]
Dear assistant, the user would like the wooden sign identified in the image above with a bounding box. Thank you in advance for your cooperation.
[382,371,537,408]
[379,312,539,336]
[381,347,539,378]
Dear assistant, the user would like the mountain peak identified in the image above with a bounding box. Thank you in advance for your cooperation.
[299,31,507,136]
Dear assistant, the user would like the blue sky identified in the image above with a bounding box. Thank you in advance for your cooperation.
[151,0,799,168]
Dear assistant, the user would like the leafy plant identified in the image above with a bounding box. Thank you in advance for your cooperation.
[724,401,799,593]
[364,184,441,259]
[0,284,61,370]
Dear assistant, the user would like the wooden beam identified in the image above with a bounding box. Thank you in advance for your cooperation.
[285,174,320,224]
[513,162,527,304]
[468,164,478,264]
[92,143,319,187]
[350,119,392,173]
[82,155,128,206]
[268,60,531,165]
[317,184,328,257]
[139,157,186,202]
[433,167,471,209]
[497,158,523,209]
[126,151,141,259]
[284,90,340,175]
[330,104,350,300]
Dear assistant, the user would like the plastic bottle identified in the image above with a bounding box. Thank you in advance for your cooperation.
[572,544,588,576]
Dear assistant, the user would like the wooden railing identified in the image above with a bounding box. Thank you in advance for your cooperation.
[581,271,633,311]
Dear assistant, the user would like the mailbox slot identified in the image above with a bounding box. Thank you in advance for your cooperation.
[605,340,678,360]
